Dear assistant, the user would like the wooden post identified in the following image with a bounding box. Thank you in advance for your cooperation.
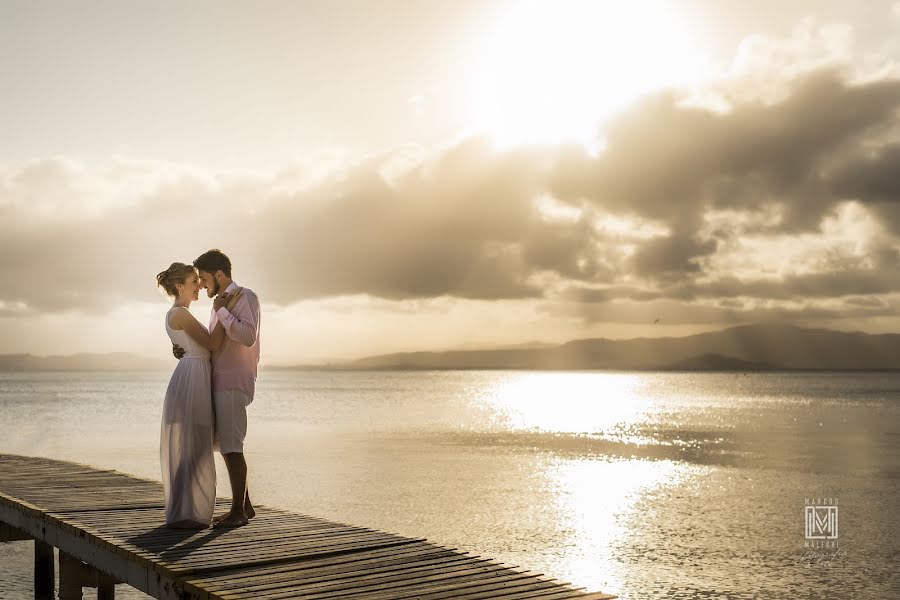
[58,551,84,600]
[34,539,55,600]
[97,573,116,600]
[58,549,119,600]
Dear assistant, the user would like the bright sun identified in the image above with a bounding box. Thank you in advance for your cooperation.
[472,0,710,149]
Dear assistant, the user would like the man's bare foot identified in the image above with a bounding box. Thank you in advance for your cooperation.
[213,512,249,528]
[245,501,256,520]
[212,507,249,526]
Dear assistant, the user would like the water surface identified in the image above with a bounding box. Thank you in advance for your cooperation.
[2,370,898,598]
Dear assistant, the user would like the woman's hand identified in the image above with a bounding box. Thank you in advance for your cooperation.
[225,287,244,311]
[213,287,244,312]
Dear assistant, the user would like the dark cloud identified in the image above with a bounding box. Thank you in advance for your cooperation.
[831,144,900,204]
[686,270,900,301]
[540,296,897,326]
[628,235,718,278]
[248,140,550,303]
[564,266,900,306]
[520,213,612,281]
[829,143,900,234]
[561,285,664,304]
[553,69,900,252]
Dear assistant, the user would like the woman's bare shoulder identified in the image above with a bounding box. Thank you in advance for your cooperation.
[167,306,192,329]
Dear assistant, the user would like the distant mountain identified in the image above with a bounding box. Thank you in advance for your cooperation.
[0,353,170,371]
[446,340,561,351]
[7,324,900,372]
[656,353,779,371]
[336,324,900,371]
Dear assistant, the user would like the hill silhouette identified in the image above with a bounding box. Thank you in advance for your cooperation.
[656,352,778,371]
[340,323,900,371]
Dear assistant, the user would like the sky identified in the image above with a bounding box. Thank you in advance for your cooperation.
[4,0,900,364]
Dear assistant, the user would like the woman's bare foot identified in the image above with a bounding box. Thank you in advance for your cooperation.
[166,519,208,530]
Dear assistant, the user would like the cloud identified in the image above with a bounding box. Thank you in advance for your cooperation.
[550,69,900,292]
[0,144,558,312]
[540,295,897,326]
[828,144,900,236]
[555,69,900,220]
[724,20,854,98]
[4,66,900,330]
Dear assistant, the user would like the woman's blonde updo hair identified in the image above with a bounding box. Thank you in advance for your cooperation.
[156,262,196,298]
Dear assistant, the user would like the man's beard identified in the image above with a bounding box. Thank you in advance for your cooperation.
[210,280,220,296]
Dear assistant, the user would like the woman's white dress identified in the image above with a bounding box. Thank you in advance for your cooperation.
[161,307,216,526]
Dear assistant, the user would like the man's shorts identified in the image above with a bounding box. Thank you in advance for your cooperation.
[213,389,252,454]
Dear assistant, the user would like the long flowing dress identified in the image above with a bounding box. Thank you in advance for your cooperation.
[161,306,216,526]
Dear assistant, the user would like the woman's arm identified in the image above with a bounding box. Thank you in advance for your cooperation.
[209,321,227,351]
[171,308,215,350]
[170,290,245,351]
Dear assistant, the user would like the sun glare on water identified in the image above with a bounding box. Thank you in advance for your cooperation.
[472,0,710,149]
[484,372,650,434]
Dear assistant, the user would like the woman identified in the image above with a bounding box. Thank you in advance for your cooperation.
[156,263,243,529]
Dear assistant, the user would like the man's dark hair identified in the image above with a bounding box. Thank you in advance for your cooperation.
[193,249,232,278]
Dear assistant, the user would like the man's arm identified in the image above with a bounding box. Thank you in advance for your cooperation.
[209,289,244,350]
[215,290,260,347]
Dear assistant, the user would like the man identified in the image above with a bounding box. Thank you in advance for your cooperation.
[174,249,261,527]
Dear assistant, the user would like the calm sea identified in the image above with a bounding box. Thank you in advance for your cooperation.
[1,370,898,599]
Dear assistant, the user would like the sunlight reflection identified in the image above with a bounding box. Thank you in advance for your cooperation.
[547,457,699,592]
[482,372,652,435]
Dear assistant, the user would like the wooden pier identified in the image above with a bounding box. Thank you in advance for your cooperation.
[0,454,615,599]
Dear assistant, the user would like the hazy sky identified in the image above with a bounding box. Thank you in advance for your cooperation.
[4,0,900,364]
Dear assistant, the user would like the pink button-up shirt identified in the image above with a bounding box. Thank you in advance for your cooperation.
[209,281,261,399]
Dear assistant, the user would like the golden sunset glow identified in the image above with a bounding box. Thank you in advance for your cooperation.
[472,0,710,148]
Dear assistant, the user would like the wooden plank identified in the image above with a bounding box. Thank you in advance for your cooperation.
[68,512,330,531]
[184,542,457,586]
[371,574,567,600]
[140,531,406,562]
[420,579,577,600]
[252,569,542,600]
[211,556,499,598]
[173,536,423,570]
[72,510,314,527]
[114,522,398,549]
[156,533,417,566]
[448,588,592,600]
[203,555,480,596]
[194,548,468,589]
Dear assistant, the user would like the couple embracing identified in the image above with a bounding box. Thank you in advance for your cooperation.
[155,249,260,529]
